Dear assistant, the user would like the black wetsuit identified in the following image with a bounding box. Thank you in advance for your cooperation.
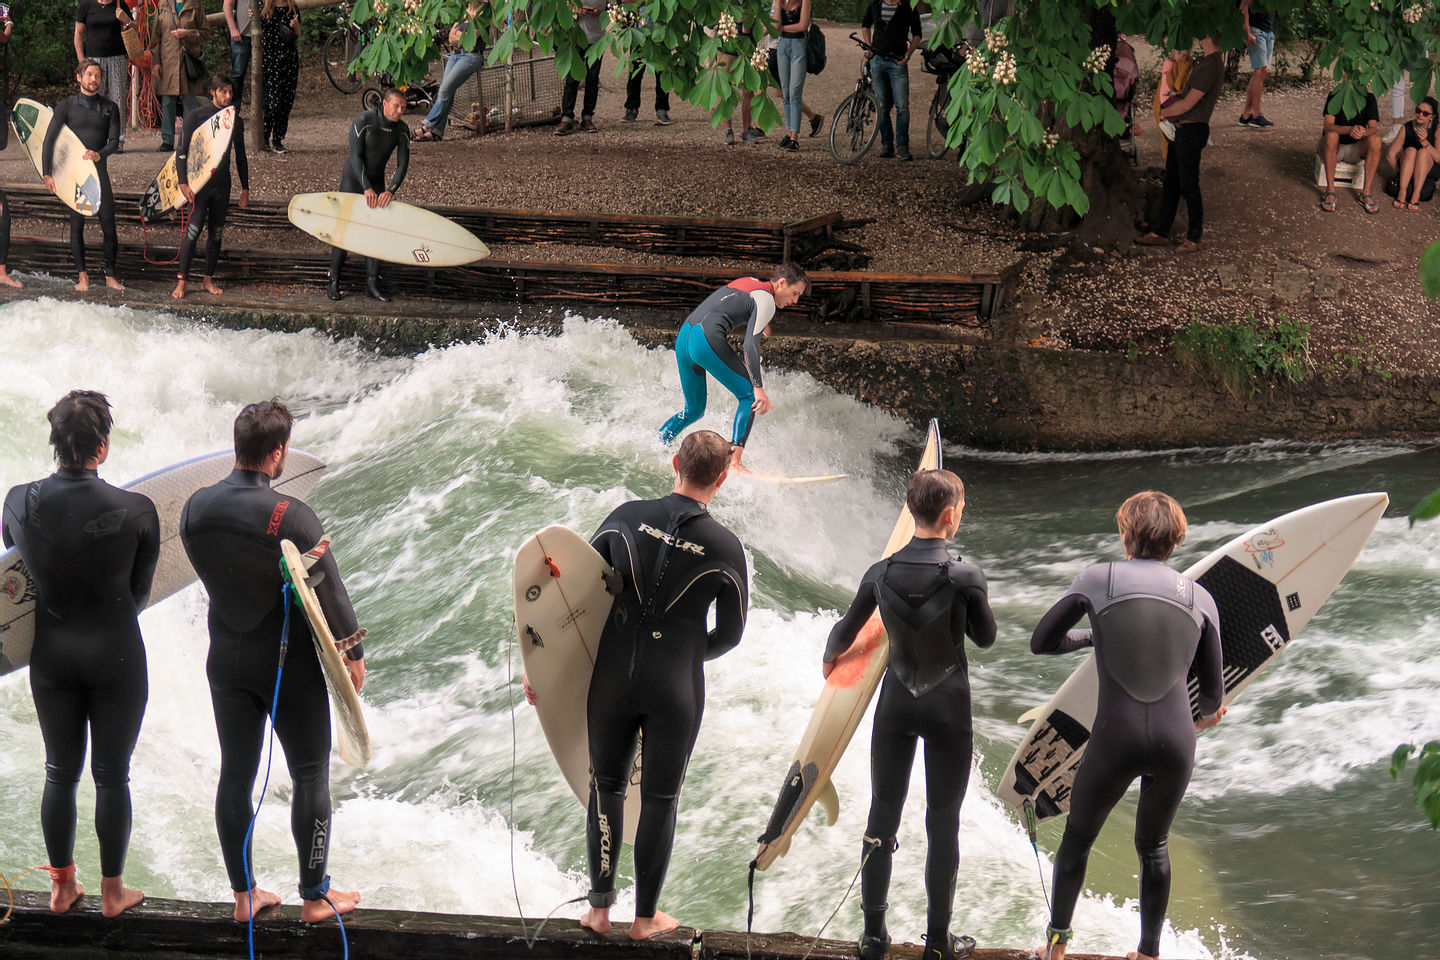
[329,108,410,285]
[179,468,363,895]
[176,103,249,281]
[585,492,749,916]
[1031,559,1223,958]
[42,91,121,279]
[2,469,159,878]
[824,536,996,947]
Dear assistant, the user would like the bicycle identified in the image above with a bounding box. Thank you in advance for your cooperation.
[323,4,367,95]
[828,34,880,164]
[921,43,967,160]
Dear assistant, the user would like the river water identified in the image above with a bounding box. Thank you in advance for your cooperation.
[1,298,1437,960]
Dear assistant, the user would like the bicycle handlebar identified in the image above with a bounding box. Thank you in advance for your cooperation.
[848,32,875,54]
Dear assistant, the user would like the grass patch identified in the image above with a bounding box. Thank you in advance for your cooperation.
[1173,317,1311,396]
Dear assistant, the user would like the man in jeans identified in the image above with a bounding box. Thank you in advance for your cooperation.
[1135,34,1222,253]
[415,1,485,141]
[223,0,252,103]
[861,0,923,161]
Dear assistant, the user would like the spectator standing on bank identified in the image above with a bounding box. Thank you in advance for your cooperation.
[259,0,301,152]
[0,3,16,288]
[624,60,672,125]
[718,16,757,145]
[1153,47,1192,163]
[1134,34,1223,253]
[74,0,130,151]
[1385,95,1437,210]
[1238,1,1274,127]
[416,1,486,141]
[861,0,922,161]
[1319,83,1382,214]
[556,5,605,135]
[223,0,252,104]
[148,0,209,152]
[772,0,810,150]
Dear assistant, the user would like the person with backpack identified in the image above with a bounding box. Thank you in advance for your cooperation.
[861,0,923,161]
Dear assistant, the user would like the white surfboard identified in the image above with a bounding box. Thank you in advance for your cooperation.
[0,449,326,676]
[280,539,371,769]
[288,192,491,267]
[513,525,642,843]
[139,105,237,221]
[753,418,942,870]
[997,491,1389,823]
[9,98,102,217]
[742,473,850,486]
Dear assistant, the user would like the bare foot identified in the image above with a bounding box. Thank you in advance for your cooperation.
[579,906,612,934]
[100,876,144,917]
[1036,940,1067,960]
[75,272,90,293]
[105,276,125,292]
[300,888,360,922]
[202,277,224,296]
[0,268,20,288]
[172,279,187,300]
[51,878,84,913]
[1125,953,1156,960]
[232,886,282,922]
[629,911,680,940]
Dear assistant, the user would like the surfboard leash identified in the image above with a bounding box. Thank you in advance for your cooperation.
[0,866,51,926]
[744,841,878,960]
[139,196,193,268]
[1021,800,1052,914]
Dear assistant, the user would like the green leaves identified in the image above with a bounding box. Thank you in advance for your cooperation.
[1421,239,1440,300]
[1391,741,1440,830]
[1409,487,1440,528]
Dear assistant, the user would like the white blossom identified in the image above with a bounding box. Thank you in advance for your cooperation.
[992,50,1016,85]
[717,11,740,42]
[1082,44,1111,76]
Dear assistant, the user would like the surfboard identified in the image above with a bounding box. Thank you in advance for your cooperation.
[753,418,943,870]
[287,192,491,267]
[0,449,326,676]
[997,491,1389,824]
[742,473,850,486]
[513,525,642,843]
[138,105,237,221]
[279,539,372,769]
[9,98,102,217]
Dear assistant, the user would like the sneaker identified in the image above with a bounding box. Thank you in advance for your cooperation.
[723,127,735,145]
[623,108,639,122]
[896,150,913,161]
[778,134,794,149]
[271,140,287,154]
[784,136,798,151]
[1250,113,1274,128]
[655,110,673,125]
[920,933,976,960]
[158,142,174,152]
[581,116,598,133]
[1238,114,1254,126]
[879,146,895,158]
[748,125,766,139]
[555,118,577,136]
[741,127,759,144]
[1384,124,1403,143]
[809,113,824,137]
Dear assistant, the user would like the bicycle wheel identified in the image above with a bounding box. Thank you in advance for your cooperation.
[324,28,364,95]
[926,88,950,160]
[829,90,879,164]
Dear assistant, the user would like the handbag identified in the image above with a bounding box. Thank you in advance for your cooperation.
[805,22,826,75]
[168,3,207,82]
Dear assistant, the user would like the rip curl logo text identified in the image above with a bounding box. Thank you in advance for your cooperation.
[638,523,704,556]
[267,500,290,536]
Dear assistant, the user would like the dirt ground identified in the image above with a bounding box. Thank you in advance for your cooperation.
[4,25,1439,374]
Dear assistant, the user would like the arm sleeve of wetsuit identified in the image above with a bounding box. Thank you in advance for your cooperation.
[1030,591,1091,654]
[41,100,66,176]
[742,291,775,388]
[291,501,364,659]
[704,541,749,660]
[1194,588,1225,717]
[956,565,997,649]
[388,125,410,194]
[234,116,249,191]
[822,565,881,662]
[349,119,372,191]
[1,492,17,549]
[130,501,161,610]
[98,102,120,159]
[175,113,192,185]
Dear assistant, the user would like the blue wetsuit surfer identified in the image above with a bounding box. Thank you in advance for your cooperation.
[658,264,808,472]
[1030,490,1226,960]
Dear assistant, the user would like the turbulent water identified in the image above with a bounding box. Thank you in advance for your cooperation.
[1,298,1438,960]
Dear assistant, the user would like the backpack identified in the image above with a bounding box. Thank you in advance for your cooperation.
[1385,163,1440,203]
[805,23,826,74]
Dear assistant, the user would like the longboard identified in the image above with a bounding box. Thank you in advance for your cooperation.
[139,105,237,221]
[753,418,942,870]
[280,539,372,769]
[288,192,491,267]
[513,525,642,843]
[997,491,1389,823]
[9,98,102,217]
[0,450,326,676]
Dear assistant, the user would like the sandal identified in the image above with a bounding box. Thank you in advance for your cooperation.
[1320,192,1337,213]
[1408,200,1421,211]
[414,126,442,142]
[1358,193,1380,214]
[1394,199,1405,209]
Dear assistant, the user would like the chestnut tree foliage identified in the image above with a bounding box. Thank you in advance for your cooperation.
[352,0,1440,219]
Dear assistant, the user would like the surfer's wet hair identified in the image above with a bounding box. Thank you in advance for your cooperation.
[209,75,234,95]
[76,59,101,78]
[771,262,809,292]
[1116,490,1187,561]
[382,87,407,105]
[676,430,732,487]
[906,469,964,527]
[47,390,112,468]
[234,399,295,468]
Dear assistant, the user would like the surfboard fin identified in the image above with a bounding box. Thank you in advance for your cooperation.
[1017,705,1045,725]
[817,779,840,826]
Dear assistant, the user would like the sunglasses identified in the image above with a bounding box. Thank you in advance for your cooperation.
[1419,110,1434,117]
